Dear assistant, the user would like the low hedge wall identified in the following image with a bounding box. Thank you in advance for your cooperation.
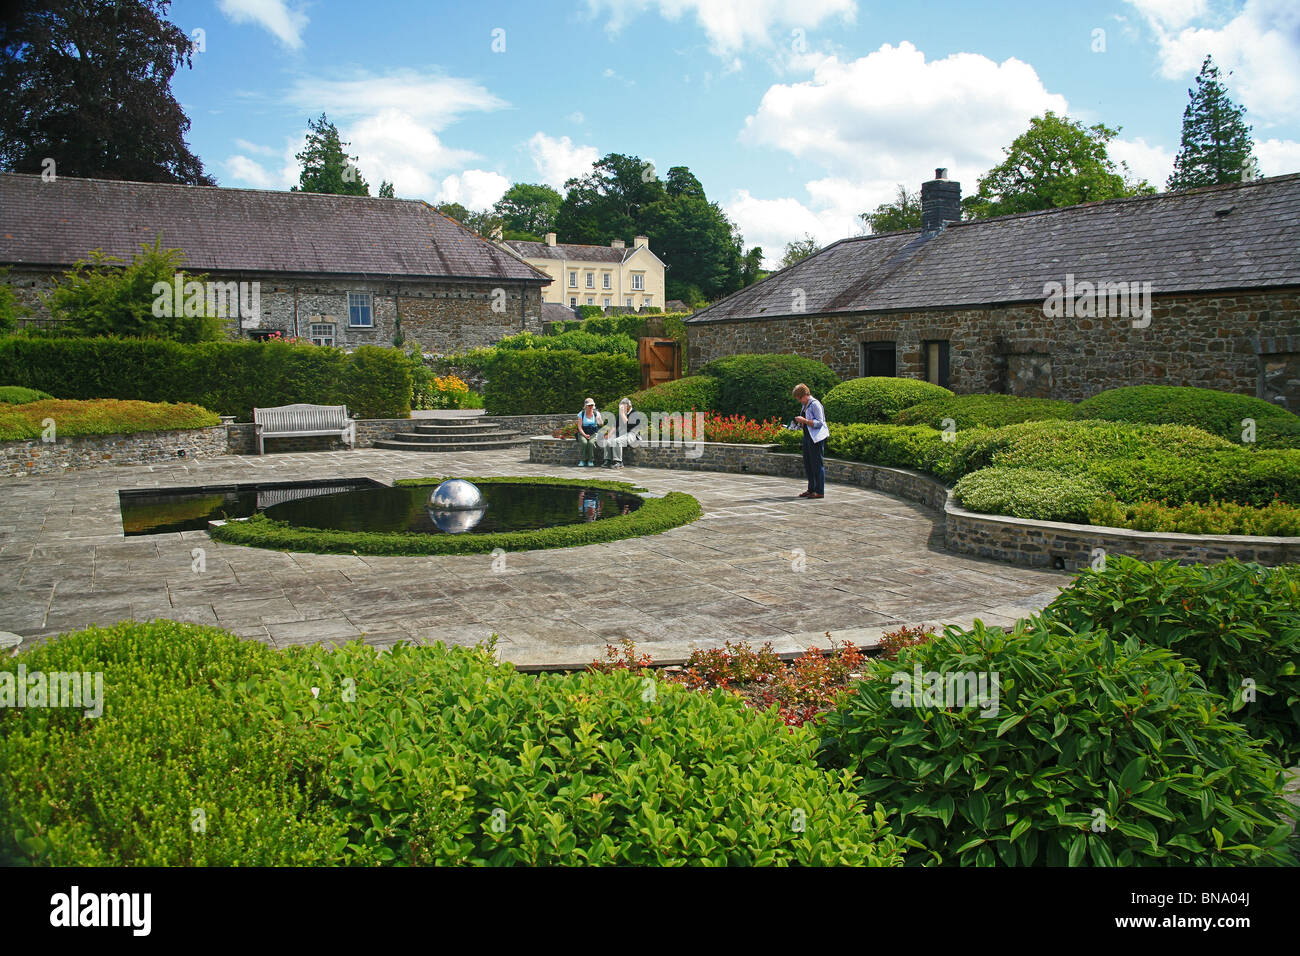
[0,398,219,440]
[209,476,701,555]
[0,337,411,420]
[1076,385,1300,449]
[483,349,639,415]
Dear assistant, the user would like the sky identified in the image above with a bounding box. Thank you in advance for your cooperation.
[172,0,1300,267]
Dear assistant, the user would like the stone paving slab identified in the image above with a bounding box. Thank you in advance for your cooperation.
[0,448,1071,665]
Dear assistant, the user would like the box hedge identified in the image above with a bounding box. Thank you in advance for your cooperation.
[629,374,720,414]
[483,348,639,415]
[0,386,54,404]
[0,337,411,420]
[823,377,953,425]
[699,353,840,423]
[1076,385,1300,449]
[894,394,1076,429]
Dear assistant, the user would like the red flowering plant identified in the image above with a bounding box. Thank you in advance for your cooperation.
[701,411,786,444]
[875,624,936,660]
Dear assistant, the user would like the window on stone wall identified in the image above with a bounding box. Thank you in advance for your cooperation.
[924,340,950,388]
[309,323,336,347]
[862,341,897,377]
[348,292,373,327]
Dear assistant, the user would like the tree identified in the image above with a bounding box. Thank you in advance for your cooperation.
[293,113,370,196]
[740,247,764,286]
[862,185,922,233]
[436,202,501,238]
[493,183,561,237]
[554,153,668,244]
[45,238,224,342]
[780,235,820,269]
[1167,56,1257,191]
[378,180,395,198]
[963,111,1152,219]
[0,0,212,184]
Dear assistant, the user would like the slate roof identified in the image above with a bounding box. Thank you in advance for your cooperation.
[505,239,663,265]
[0,173,549,283]
[688,173,1300,323]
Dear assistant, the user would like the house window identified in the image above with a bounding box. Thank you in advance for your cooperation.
[309,323,336,347]
[602,273,611,289]
[586,296,594,305]
[603,297,611,307]
[631,274,644,290]
[568,271,577,288]
[348,292,373,327]
[570,296,577,307]
[861,341,897,377]
[924,340,951,388]
[643,295,652,307]
[626,297,633,307]
[585,272,594,288]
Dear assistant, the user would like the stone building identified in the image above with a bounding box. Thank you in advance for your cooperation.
[504,233,666,311]
[686,170,1300,410]
[0,172,550,353]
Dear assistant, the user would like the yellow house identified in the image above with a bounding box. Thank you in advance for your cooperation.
[503,233,666,311]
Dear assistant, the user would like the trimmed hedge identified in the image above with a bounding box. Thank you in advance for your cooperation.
[1088,497,1300,536]
[483,348,639,415]
[824,377,953,425]
[630,375,720,414]
[0,399,220,440]
[1076,385,1300,449]
[210,476,701,555]
[953,467,1107,523]
[819,615,1296,866]
[0,337,411,420]
[1047,557,1300,765]
[895,394,1076,429]
[0,620,907,866]
[699,353,840,423]
[0,386,54,404]
[495,329,638,359]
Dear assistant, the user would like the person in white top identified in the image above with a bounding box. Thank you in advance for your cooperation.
[792,383,829,498]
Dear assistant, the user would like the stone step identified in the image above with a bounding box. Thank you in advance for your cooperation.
[373,437,530,452]
[411,422,514,436]
[403,428,522,442]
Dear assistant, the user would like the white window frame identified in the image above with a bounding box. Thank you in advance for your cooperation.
[568,271,577,288]
[586,296,594,305]
[569,296,577,307]
[348,292,373,328]
[585,272,595,288]
[309,323,336,347]
[631,273,644,290]
[603,297,611,307]
[602,272,611,289]
[625,297,633,307]
[643,294,653,307]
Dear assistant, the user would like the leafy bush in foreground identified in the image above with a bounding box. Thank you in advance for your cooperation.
[823,377,952,425]
[1046,557,1300,765]
[699,353,840,423]
[819,616,1296,866]
[953,466,1108,522]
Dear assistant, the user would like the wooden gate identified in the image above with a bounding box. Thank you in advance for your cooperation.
[639,337,681,391]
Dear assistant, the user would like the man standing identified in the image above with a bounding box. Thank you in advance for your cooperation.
[792,383,829,499]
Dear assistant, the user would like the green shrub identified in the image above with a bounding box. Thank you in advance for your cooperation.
[630,375,720,414]
[823,377,952,425]
[575,304,604,320]
[0,399,220,440]
[1076,385,1300,449]
[827,423,950,471]
[1,621,907,866]
[0,386,54,404]
[699,353,840,423]
[211,476,701,555]
[895,394,1076,429]
[1046,557,1300,765]
[1088,497,1300,536]
[0,336,410,420]
[819,615,1297,866]
[483,348,638,415]
[497,329,637,358]
[953,467,1108,522]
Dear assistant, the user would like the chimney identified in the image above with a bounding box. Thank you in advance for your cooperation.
[633,235,649,249]
[488,223,503,242]
[611,238,625,249]
[544,232,557,246]
[921,168,961,234]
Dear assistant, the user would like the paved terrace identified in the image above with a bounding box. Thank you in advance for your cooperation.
[0,449,1070,667]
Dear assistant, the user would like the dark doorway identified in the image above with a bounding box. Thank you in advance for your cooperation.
[924,340,950,388]
[862,341,897,377]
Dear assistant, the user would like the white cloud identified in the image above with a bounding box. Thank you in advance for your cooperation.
[233,138,278,157]
[527,132,599,188]
[223,154,279,189]
[286,70,506,128]
[435,170,511,210]
[1126,0,1300,123]
[1256,138,1300,176]
[568,111,586,125]
[345,109,479,197]
[1110,136,1175,187]
[586,0,856,58]
[725,185,865,268]
[217,0,308,50]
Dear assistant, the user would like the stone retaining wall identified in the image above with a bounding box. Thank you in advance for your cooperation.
[529,437,1299,568]
[1,426,227,477]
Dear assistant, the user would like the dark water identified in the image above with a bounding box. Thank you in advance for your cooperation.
[262,482,643,535]
[119,480,383,536]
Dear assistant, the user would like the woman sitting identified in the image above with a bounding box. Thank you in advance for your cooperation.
[576,398,603,467]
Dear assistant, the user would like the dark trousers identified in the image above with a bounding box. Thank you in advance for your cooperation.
[802,435,826,495]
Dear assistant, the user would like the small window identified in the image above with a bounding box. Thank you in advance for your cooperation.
[568,271,577,287]
[643,294,652,307]
[585,272,594,288]
[586,297,594,305]
[348,293,373,327]
[862,341,897,378]
[626,297,633,307]
[631,274,644,290]
[602,273,611,289]
[569,296,577,307]
[603,297,611,307]
[309,323,336,347]
[924,340,951,388]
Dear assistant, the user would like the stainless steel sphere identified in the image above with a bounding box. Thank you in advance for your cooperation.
[429,478,485,511]
[428,507,488,534]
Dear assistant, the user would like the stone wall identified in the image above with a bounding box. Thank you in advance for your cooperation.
[529,438,1299,568]
[686,288,1300,407]
[1,426,227,477]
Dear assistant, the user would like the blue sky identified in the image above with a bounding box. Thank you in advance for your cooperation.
[173,0,1300,265]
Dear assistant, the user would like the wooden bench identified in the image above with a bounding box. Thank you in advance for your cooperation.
[253,404,356,455]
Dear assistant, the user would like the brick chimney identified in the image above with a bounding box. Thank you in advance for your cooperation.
[921,168,961,234]
[611,238,625,249]
[544,232,557,246]
[633,235,649,249]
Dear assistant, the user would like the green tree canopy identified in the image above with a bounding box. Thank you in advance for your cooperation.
[780,235,820,269]
[0,0,211,184]
[493,183,562,237]
[436,202,502,238]
[1168,55,1257,191]
[378,180,395,198]
[963,111,1152,219]
[293,113,370,196]
[862,185,922,233]
[554,152,668,245]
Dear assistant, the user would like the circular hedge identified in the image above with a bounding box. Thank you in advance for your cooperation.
[630,374,720,414]
[895,394,1076,429]
[208,476,701,555]
[824,377,953,424]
